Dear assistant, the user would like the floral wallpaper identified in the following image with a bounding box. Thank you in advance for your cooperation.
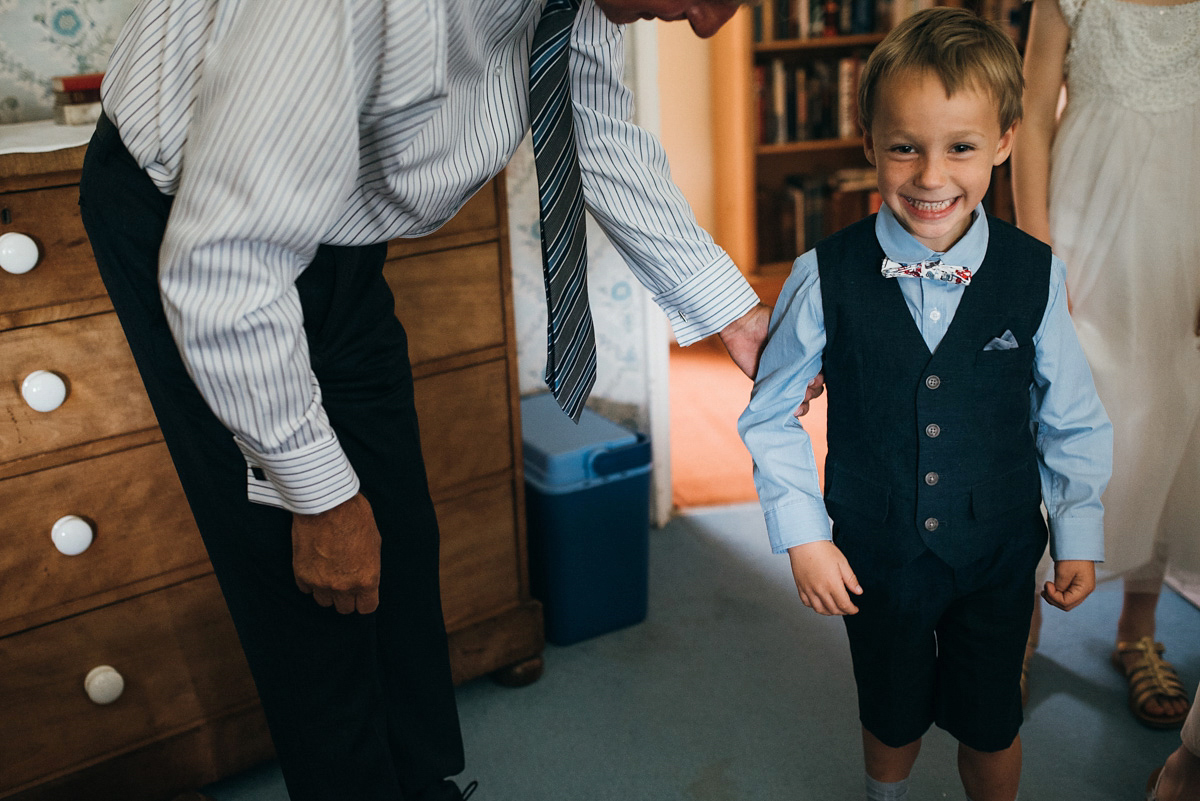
[507,134,655,435]
[0,0,138,124]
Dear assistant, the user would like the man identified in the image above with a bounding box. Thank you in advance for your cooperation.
[79,1,766,799]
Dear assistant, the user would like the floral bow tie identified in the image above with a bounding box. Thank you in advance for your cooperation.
[881,257,972,285]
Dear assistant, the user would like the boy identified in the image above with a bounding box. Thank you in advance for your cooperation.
[738,9,1113,801]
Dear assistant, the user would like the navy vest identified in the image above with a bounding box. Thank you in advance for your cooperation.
[816,215,1050,568]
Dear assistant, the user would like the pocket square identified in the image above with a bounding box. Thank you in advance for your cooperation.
[983,330,1019,351]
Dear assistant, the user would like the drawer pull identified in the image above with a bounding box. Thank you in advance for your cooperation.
[84,665,125,705]
[21,370,67,412]
[0,231,40,274]
[51,514,94,555]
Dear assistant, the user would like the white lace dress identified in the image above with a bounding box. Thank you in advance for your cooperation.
[1048,0,1200,581]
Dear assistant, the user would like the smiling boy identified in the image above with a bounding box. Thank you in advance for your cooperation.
[738,9,1113,801]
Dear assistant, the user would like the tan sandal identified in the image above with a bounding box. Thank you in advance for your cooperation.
[1111,636,1191,729]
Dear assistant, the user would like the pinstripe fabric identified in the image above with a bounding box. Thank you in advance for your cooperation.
[100,0,760,514]
[530,0,594,421]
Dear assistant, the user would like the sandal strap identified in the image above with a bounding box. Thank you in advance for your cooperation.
[1118,637,1190,707]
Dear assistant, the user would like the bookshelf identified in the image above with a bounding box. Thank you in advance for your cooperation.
[709,0,1026,277]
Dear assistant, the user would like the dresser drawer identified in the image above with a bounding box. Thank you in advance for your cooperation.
[415,359,514,495]
[385,242,507,366]
[0,574,257,793]
[438,481,521,629]
[1,313,155,463]
[0,442,208,632]
[0,185,108,326]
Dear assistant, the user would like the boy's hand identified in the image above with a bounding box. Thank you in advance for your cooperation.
[787,540,863,615]
[1042,559,1095,611]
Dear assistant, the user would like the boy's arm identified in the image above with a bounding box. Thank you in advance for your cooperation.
[737,250,830,554]
[1031,257,1113,606]
[788,541,863,616]
[738,251,862,612]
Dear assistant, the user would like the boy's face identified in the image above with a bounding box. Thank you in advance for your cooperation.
[864,69,1016,253]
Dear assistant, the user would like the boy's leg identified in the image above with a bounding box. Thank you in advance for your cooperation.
[842,545,952,750]
[933,514,1045,801]
[839,537,955,801]
[958,737,1021,801]
[863,726,921,782]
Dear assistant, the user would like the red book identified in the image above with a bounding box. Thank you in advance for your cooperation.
[51,72,104,92]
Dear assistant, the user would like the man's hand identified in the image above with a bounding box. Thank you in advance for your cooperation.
[787,540,863,615]
[1042,559,1095,612]
[292,492,381,615]
[718,303,772,379]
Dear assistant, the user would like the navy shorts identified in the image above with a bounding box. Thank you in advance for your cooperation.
[839,514,1047,752]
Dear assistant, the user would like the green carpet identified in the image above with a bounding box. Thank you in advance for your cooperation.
[205,503,1199,801]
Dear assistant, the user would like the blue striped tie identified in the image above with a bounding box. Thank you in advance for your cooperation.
[529,0,595,422]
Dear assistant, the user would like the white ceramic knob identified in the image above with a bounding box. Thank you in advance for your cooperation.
[84,665,125,705]
[51,515,94,556]
[21,370,67,412]
[0,232,39,275]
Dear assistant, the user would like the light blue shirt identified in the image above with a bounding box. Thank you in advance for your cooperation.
[738,205,1113,561]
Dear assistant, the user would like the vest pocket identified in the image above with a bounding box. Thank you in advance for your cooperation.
[825,461,890,523]
[969,461,1041,520]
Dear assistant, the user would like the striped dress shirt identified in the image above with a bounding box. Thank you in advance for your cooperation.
[101,0,759,515]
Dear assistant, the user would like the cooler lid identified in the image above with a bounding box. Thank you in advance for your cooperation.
[520,393,641,488]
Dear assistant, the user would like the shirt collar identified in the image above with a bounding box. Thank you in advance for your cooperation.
[874,203,990,274]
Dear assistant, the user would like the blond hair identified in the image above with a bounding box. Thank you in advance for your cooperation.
[858,7,1024,134]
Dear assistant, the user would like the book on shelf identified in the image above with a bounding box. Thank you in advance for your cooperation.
[880,0,935,31]
[771,58,789,144]
[836,54,864,139]
[796,0,812,37]
[755,0,884,40]
[756,52,867,143]
[50,72,105,126]
[764,169,881,263]
[51,72,104,92]
[53,88,102,105]
[53,100,102,126]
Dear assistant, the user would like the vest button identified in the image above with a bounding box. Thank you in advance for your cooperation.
[925,423,941,438]
[926,375,941,389]
[925,471,939,485]
[924,517,940,531]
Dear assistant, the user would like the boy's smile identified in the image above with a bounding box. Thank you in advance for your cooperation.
[864,69,1016,253]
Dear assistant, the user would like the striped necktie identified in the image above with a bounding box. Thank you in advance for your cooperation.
[529,0,595,422]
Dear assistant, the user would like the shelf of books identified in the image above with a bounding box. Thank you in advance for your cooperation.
[710,0,1025,278]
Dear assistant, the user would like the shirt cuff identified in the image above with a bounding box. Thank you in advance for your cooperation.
[234,435,361,515]
[1048,515,1105,562]
[764,498,833,554]
[653,256,760,346]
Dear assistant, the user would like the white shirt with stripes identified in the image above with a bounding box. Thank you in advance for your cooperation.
[102,0,759,514]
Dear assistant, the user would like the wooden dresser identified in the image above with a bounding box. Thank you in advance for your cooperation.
[0,139,543,801]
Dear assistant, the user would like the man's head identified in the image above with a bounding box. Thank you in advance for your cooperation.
[858,8,1023,252]
[591,0,747,38]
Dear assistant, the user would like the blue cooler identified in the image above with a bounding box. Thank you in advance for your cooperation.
[520,393,652,646]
